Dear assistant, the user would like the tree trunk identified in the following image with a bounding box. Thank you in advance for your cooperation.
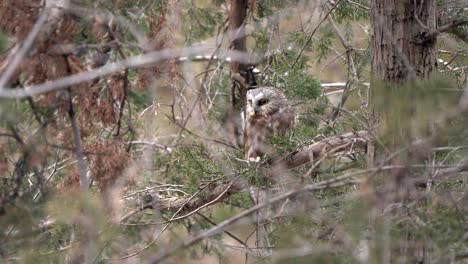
[369,1,439,262]
[229,0,249,105]
[368,0,438,163]
[229,1,271,257]
[227,0,249,148]
[371,0,437,82]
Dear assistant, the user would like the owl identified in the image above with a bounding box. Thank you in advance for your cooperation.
[244,87,295,161]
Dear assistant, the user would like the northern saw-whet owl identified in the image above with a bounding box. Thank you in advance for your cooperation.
[244,87,295,161]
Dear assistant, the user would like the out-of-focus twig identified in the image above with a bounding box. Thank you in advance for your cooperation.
[291,0,342,68]
[0,11,49,90]
[0,47,259,98]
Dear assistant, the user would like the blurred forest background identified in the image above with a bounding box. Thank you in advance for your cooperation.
[0,0,467,263]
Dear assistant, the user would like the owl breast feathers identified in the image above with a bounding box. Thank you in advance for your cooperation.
[244,87,295,161]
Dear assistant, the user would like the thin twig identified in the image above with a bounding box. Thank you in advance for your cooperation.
[148,180,356,263]
[0,11,50,89]
[291,0,342,68]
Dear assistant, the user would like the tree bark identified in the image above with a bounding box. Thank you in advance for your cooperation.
[370,2,440,261]
[229,0,249,105]
[226,0,249,149]
[371,0,437,82]
[369,0,438,165]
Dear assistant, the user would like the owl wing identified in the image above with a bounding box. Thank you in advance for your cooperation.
[270,105,296,135]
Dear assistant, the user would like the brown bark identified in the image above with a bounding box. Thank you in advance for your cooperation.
[371,0,437,82]
[282,131,370,169]
[369,6,447,262]
[369,0,438,166]
[229,0,249,105]
[227,0,249,147]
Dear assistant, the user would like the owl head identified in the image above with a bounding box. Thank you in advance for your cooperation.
[245,87,288,118]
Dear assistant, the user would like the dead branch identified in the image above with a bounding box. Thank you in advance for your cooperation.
[328,14,360,120]
[120,131,371,224]
[231,72,249,91]
[282,130,371,169]
[148,180,356,263]
[0,47,259,98]
[0,11,49,89]
[120,181,246,223]
[64,57,88,191]
[127,141,173,153]
[229,0,249,104]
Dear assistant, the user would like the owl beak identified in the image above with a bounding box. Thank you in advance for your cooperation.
[247,108,263,117]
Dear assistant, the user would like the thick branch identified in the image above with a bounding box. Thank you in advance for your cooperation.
[425,19,468,41]
[121,131,371,223]
[283,130,370,168]
[120,181,245,223]
[229,0,249,106]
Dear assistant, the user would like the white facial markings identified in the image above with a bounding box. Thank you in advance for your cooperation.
[253,92,265,106]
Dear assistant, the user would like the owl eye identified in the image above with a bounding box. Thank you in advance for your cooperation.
[258,98,268,106]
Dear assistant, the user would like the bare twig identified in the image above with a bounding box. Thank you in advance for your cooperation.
[148,179,356,263]
[195,212,257,256]
[328,13,360,120]
[0,47,259,98]
[0,11,49,90]
[291,0,342,68]
[66,89,88,191]
[64,57,88,191]
[128,141,173,153]
[345,0,369,10]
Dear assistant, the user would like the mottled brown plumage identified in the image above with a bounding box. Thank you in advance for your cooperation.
[244,87,295,160]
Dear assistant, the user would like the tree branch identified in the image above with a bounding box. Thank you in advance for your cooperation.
[291,0,342,68]
[120,181,246,223]
[0,11,49,90]
[64,56,88,192]
[425,19,468,41]
[282,130,370,169]
[120,130,371,224]
[0,47,259,98]
[148,180,357,263]
[327,14,359,121]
